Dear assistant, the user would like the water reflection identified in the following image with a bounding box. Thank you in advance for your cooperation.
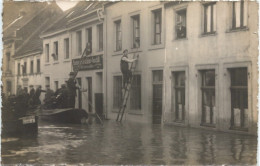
[1,120,257,165]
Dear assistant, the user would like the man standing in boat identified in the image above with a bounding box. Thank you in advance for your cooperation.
[67,72,77,108]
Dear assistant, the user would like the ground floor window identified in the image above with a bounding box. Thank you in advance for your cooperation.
[130,75,141,110]
[173,71,185,122]
[229,67,248,130]
[113,76,122,109]
[200,70,215,126]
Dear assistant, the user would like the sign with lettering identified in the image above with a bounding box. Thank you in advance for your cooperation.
[72,55,103,71]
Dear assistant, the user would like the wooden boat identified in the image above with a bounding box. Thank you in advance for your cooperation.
[36,107,88,124]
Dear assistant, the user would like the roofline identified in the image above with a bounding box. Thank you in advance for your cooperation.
[67,17,101,31]
[14,50,42,60]
[67,8,100,23]
[40,28,67,39]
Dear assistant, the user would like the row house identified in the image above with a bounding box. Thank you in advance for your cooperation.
[41,2,106,116]
[104,1,258,135]
[2,2,48,95]
[13,2,63,98]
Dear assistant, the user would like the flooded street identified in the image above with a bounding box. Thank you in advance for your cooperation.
[2,119,257,165]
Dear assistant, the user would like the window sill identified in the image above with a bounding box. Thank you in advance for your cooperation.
[148,43,165,51]
[226,27,249,33]
[229,126,248,132]
[200,32,217,38]
[200,123,216,128]
[173,37,188,42]
[53,61,59,65]
[112,51,123,56]
[174,119,185,123]
[45,63,51,66]
[63,59,70,63]
[128,110,143,115]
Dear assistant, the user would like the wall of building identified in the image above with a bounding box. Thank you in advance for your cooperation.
[105,2,166,123]
[163,1,258,135]
[42,33,72,91]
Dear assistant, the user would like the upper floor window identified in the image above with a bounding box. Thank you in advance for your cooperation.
[53,41,58,61]
[23,62,27,74]
[132,15,140,48]
[76,31,82,56]
[37,59,40,73]
[6,52,11,71]
[97,24,103,52]
[30,60,34,74]
[64,38,69,59]
[86,28,92,55]
[115,20,122,51]
[17,63,20,75]
[152,9,162,45]
[232,1,247,29]
[176,9,187,39]
[203,3,216,34]
[45,44,49,62]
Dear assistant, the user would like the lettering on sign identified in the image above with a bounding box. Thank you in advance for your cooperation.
[72,55,103,71]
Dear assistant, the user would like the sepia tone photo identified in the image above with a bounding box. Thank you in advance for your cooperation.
[1,1,258,165]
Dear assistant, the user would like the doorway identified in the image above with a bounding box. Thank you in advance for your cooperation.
[86,77,92,112]
[77,78,82,109]
[152,70,163,124]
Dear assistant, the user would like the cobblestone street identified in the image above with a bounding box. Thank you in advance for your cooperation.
[2,120,257,165]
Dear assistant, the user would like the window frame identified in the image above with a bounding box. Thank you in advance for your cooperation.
[113,75,123,109]
[30,60,34,74]
[152,9,162,45]
[97,24,103,52]
[115,20,122,52]
[36,59,40,73]
[130,74,141,110]
[175,9,187,39]
[131,15,140,48]
[53,41,59,61]
[45,44,49,63]
[202,2,217,35]
[64,38,70,59]
[86,27,92,55]
[17,63,21,76]
[76,31,82,56]
[231,1,247,30]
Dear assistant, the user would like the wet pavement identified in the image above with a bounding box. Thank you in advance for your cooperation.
[1,119,257,165]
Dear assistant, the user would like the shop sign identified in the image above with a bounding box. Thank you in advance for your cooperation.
[72,54,103,71]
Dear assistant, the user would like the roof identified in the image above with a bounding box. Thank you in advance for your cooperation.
[13,2,63,57]
[42,1,106,36]
[3,1,48,39]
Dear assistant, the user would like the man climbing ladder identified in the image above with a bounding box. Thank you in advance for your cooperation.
[116,49,139,122]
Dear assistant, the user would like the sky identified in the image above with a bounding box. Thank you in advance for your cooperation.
[56,1,78,11]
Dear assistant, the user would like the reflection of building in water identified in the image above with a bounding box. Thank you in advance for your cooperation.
[231,138,245,161]
[199,133,216,164]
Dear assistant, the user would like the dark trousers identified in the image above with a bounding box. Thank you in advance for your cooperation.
[122,70,132,88]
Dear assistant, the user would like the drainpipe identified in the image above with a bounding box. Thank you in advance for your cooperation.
[103,5,108,119]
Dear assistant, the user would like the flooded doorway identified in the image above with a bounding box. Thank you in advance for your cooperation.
[86,77,92,113]
[95,72,103,118]
[152,70,163,124]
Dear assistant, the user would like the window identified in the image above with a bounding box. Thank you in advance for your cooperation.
[173,72,185,122]
[153,9,162,45]
[115,20,122,51]
[229,68,248,130]
[54,81,59,91]
[76,31,82,56]
[203,3,216,34]
[176,9,187,39]
[30,60,34,74]
[232,1,247,29]
[130,75,141,110]
[113,76,122,109]
[45,44,49,62]
[7,81,12,94]
[97,24,103,51]
[86,28,92,55]
[17,63,20,75]
[23,62,27,74]
[200,70,215,126]
[37,59,40,73]
[45,77,50,87]
[132,15,140,48]
[64,38,69,59]
[53,41,58,60]
[6,52,10,71]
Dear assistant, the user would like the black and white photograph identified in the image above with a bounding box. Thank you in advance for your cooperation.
[1,0,258,165]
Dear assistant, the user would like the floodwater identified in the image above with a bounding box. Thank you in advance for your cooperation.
[1,119,257,165]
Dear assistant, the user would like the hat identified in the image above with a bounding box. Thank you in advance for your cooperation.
[69,72,75,76]
[123,49,128,54]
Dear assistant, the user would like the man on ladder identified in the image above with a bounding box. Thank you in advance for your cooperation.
[120,49,137,89]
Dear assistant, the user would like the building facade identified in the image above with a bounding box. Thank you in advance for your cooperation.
[104,1,258,135]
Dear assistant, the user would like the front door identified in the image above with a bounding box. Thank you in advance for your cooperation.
[77,78,82,109]
[152,70,163,124]
[86,77,92,112]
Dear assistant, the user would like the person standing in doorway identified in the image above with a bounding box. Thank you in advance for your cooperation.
[120,49,137,88]
[67,72,77,108]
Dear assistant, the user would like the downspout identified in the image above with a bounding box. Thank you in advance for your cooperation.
[104,5,108,119]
